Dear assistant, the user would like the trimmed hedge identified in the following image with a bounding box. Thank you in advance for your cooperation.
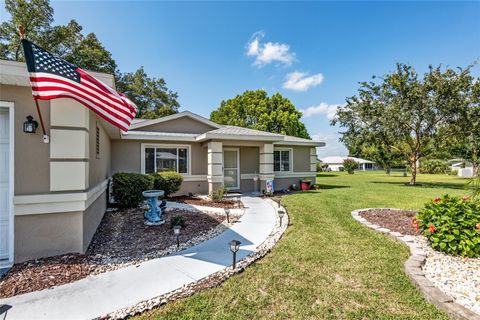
[151,171,183,197]
[416,195,480,258]
[112,172,153,208]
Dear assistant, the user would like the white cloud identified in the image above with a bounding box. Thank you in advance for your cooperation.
[283,71,324,91]
[301,102,343,120]
[246,31,296,67]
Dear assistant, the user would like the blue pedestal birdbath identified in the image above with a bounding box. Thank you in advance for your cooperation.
[142,190,166,226]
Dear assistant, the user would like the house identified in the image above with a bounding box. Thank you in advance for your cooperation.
[320,156,376,172]
[0,59,324,266]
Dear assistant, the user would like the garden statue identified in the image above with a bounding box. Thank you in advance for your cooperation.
[142,190,166,225]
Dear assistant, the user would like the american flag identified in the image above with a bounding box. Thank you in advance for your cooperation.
[22,39,137,131]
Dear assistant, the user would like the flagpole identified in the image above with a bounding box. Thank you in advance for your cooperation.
[19,26,49,144]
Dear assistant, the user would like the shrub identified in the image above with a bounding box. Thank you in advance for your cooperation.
[447,170,458,176]
[112,172,153,208]
[343,158,358,174]
[170,215,186,228]
[210,187,226,201]
[416,195,480,258]
[419,159,449,174]
[467,175,480,199]
[151,171,183,197]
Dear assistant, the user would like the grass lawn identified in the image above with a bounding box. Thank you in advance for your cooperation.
[136,171,469,320]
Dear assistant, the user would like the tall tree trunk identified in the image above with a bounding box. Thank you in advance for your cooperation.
[410,153,418,185]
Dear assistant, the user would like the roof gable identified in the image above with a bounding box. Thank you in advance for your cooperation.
[130,111,221,134]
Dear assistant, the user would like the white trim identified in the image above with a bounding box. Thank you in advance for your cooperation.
[274,171,316,178]
[130,111,221,130]
[274,140,325,147]
[223,147,240,190]
[140,143,192,175]
[14,179,108,216]
[273,147,293,173]
[0,101,14,267]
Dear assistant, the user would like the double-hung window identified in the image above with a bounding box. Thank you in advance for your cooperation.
[144,146,189,174]
[274,149,291,172]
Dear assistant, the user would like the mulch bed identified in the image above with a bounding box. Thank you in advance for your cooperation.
[359,209,420,236]
[0,208,226,299]
[169,196,242,209]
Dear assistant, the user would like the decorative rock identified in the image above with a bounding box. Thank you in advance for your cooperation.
[353,208,480,320]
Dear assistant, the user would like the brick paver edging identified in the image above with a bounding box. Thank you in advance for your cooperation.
[351,208,480,320]
[102,198,289,319]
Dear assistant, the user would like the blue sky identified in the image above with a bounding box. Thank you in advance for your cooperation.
[6,1,480,157]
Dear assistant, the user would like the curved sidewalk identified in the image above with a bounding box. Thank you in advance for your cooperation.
[0,196,277,320]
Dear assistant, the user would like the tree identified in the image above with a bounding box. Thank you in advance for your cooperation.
[343,158,358,174]
[0,0,53,60]
[210,90,310,139]
[439,68,480,176]
[116,67,179,119]
[333,63,459,185]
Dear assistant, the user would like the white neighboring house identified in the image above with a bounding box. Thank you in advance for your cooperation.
[447,159,474,178]
[320,156,376,172]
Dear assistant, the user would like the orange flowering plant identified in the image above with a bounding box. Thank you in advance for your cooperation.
[416,194,480,258]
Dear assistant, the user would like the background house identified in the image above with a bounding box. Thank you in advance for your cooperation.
[320,156,376,172]
[0,60,324,265]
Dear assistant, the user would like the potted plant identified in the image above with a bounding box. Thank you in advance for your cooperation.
[300,179,312,191]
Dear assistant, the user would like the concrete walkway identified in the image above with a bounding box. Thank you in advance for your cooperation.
[0,196,277,320]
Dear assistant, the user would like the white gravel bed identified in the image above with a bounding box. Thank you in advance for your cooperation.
[414,236,480,315]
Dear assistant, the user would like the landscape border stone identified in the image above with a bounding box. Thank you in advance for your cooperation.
[352,208,480,320]
[101,198,288,319]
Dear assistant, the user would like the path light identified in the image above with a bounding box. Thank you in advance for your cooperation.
[278,209,285,227]
[229,239,241,269]
[173,225,181,249]
[224,208,230,223]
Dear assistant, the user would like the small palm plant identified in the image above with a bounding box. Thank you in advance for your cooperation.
[467,175,480,199]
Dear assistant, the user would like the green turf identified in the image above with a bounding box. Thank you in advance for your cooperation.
[136,171,468,319]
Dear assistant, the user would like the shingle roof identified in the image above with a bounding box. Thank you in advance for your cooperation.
[320,156,374,164]
[207,125,284,137]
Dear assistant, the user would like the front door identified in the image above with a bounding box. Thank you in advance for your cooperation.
[0,107,10,261]
[223,148,239,190]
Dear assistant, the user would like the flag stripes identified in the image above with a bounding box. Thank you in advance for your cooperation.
[22,39,137,131]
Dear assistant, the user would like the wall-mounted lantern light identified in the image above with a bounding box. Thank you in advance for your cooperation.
[229,239,241,269]
[23,115,38,134]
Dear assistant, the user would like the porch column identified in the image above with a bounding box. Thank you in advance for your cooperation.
[259,143,274,192]
[207,141,223,194]
[310,147,317,173]
[49,99,89,191]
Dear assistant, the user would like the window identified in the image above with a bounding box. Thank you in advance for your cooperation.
[274,149,291,172]
[144,146,189,174]
[95,124,100,159]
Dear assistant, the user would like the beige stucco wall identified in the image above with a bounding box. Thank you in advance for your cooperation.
[111,140,207,175]
[135,117,216,134]
[240,146,259,174]
[14,211,83,262]
[82,191,107,251]
[0,84,51,195]
[89,113,111,187]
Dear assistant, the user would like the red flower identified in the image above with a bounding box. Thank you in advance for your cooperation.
[434,198,441,203]
[429,223,436,233]
[476,223,480,232]
[462,195,471,201]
